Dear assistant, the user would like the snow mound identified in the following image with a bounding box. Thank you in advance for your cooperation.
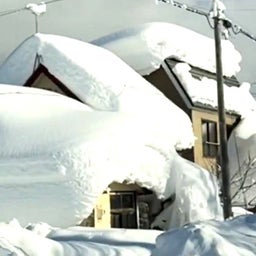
[0,220,161,256]
[1,215,256,256]
[153,214,256,256]
[92,22,241,77]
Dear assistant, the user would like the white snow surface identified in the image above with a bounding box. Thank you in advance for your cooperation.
[0,84,222,228]
[1,214,256,256]
[153,214,256,256]
[172,62,256,116]
[92,22,241,77]
[0,33,194,151]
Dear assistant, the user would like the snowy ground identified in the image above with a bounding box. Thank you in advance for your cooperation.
[0,214,256,256]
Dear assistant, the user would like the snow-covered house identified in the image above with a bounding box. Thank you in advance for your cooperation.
[24,63,80,101]
[143,58,241,174]
[1,34,222,230]
[92,22,247,174]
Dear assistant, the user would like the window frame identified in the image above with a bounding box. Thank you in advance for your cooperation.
[201,119,219,158]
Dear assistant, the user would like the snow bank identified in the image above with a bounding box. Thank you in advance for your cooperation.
[0,219,63,256]
[153,214,256,256]
[1,215,256,256]
[151,157,222,230]
[0,220,161,256]
[172,62,256,116]
[92,22,241,77]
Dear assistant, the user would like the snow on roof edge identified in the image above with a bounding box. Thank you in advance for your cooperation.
[92,22,242,77]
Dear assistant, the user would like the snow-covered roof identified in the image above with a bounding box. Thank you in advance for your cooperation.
[0,33,195,151]
[0,85,222,228]
[172,62,256,116]
[92,22,242,77]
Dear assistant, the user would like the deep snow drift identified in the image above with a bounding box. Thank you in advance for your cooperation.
[153,214,256,256]
[1,214,256,256]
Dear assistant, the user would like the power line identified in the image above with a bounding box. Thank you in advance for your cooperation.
[0,0,63,18]
[156,0,256,43]
[44,0,63,5]
[157,0,209,16]
[232,25,256,42]
[228,9,256,12]
[0,7,26,17]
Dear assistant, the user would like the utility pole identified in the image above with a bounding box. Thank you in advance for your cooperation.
[212,0,232,219]
[34,15,39,33]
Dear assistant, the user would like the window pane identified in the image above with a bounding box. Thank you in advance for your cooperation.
[208,122,217,143]
[110,194,121,209]
[122,194,134,208]
[202,120,218,157]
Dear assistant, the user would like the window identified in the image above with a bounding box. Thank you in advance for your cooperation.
[110,192,135,211]
[110,192,137,228]
[202,120,219,157]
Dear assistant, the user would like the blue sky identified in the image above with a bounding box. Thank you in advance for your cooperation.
[0,0,255,83]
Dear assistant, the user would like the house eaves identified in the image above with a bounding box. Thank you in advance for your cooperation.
[163,58,241,117]
[162,60,193,110]
[165,58,240,88]
[23,64,81,102]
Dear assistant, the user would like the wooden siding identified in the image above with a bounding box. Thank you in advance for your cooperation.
[30,72,66,95]
[24,64,81,101]
[144,67,191,116]
[192,109,238,174]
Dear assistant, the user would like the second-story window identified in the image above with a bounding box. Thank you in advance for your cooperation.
[202,120,219,157]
